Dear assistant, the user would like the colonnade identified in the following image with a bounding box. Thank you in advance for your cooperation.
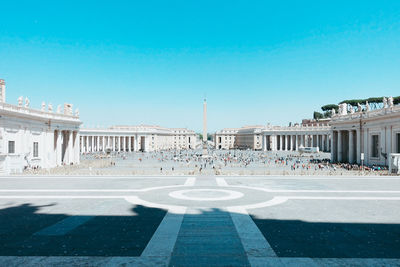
[54,130,80,165]
[331,129,361,164]
[263,133,331,152]
[80,135,145,153]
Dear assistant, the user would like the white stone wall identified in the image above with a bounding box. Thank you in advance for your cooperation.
[331,103,400,166]
[0,103,81,174]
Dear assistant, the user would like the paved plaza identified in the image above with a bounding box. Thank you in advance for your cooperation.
[0,175,400,266]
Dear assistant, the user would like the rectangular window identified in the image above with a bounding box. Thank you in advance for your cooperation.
[8,141,15,154]
[371,135,379,158]
[33,142,39,157]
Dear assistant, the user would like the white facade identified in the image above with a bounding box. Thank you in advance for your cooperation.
[331,101,400,166]
[80,125,197,153]
[262,125,331,152]
[215,124,331,152]
[0,80,81,174]
[214,128,238,150]
[235,126,264,150]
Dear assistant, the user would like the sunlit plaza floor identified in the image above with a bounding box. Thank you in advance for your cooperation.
[0,175,399,266]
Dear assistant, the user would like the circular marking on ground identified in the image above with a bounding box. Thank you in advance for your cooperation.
[169,189,244,201]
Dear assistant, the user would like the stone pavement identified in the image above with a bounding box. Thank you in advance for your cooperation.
[0,175,399,266]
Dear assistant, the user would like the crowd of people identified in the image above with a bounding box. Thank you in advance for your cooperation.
[78,148,390,176]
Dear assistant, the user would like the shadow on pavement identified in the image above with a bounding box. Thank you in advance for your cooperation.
[0,203,399,259]
[0,203,166,256]
[251,215,400,258]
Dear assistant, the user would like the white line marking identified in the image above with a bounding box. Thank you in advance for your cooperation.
[141,208,186,258]
[2,187,400,194]
[0,175,192,179]
[124,196,185,214]
[228,185,400,194]
[35,216,94,236]
[289,196,400,200]
[0,196,126,199]
[221,175,400,180]
[169,189,243,201]
[0,184,189,193]
[228,206,277,258]
[216,177,229,186]
[184,177,196,186]
[230,197,289,210]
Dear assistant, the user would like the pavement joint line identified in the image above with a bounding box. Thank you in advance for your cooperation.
[228,206,277,258]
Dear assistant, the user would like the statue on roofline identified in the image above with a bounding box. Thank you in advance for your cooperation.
[388,96,394,108]
[357,103,362,113]
[18,96,23,107]
[25,97,30,108]
[383,97,388,108]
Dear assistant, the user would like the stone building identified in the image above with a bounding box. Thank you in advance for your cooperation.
[262,125,331,152]
[80,125,197,153]
[330,98,400,166]
[0,79,81,174]
[215,124,331,152]
[214,128,238,150]
[235,126,264,150]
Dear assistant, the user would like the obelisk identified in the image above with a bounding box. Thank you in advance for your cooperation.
[202,98,208,157]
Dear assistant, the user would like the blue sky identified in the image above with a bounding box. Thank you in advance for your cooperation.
[0,1,399,132]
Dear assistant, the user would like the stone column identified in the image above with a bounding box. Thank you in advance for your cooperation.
[286,135,290,150]
[317,135,320,150]
[116,136,120,151]
[322,135,326,152]
[337,130,343,162]
[96,136,99,152]
[56,131,62,166]
[356,129,361,164]
[68,131,73,164]
[80,136,83,154]
[331,131,336,162]
[128,136,132,152]
[91,136,94,152]
[133,136,137,152]
[279,135,283,151]
[349,130,354,164]
[363,129,369,165]
[74,131,80,164]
